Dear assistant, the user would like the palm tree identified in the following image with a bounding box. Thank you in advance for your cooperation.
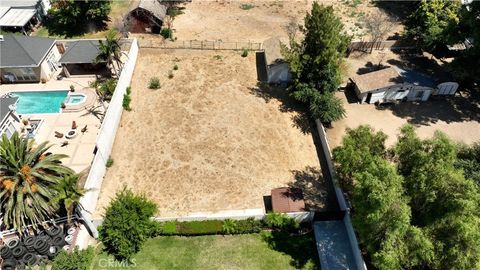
[96,29,123,75]
[0,133,74,232]
[52,174,89,223]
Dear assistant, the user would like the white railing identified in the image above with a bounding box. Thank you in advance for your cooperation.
[75,39,139,249]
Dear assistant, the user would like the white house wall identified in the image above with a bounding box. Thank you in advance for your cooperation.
[357,84,434,104]
[39,45,61,81]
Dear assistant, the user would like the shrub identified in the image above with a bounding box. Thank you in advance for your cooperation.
[99,79,117,99]
[168,71,174,79]
[51,247,94,270]
[222,219,238,234]
[173,64,179,70]
[160,28,173,39]
[99,188,158,262]
[177,220,223,235]
[148,77,161,89]
[241,48,248,57]
[126,86,132,95]
[106,156,114,168]
[236,217,263,233]
[240,3,255,10]
[122,94,131,111]
[264,213,299,232]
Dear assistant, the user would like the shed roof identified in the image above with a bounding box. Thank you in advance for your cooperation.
[131,0,167,21]
[59,40,102,64]
[0,97,18,125]
[0,34,55,68]
[271,187,306,213]
[0,8,36,27]
[0,0,38,8]
[351,67,403,94]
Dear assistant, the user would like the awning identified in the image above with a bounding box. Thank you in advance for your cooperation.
[0,8,36,27]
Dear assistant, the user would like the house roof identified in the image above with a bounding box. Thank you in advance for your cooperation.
[59,40,102,64]
[130,0,167,22]
[0,97,18,125]
[351,67,403,94]
[0,8,36,27]
[271,187,306,213]
[0,34,56,68]
[0,0,38,8]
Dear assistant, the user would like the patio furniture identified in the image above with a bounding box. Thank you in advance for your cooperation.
[71,121,77,130]
[61,141,69,147]
[81,125,88,133]
[54,131,64,138]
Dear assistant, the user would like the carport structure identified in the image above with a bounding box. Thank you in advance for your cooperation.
[0,8,37,35]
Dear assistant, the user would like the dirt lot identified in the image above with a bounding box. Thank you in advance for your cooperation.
[327,91,480,148]
[155,0,402,43]
[95,49,321,217]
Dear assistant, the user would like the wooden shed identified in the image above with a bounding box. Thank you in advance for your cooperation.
[126,0,167,33]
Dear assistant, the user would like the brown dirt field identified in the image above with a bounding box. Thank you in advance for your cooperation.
[94,49,320,217]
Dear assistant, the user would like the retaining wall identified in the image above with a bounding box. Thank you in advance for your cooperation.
[75,39,139,249]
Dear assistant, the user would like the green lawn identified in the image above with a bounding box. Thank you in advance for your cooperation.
[91,232,320,270]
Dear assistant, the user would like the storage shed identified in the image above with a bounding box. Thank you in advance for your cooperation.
[126,0,167,34]
[350,67,434,104]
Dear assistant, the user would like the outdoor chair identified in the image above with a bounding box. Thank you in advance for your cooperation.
[54,131,64,138]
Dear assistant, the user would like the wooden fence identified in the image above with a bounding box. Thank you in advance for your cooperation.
[139,39,263,51]
[348,40,416,53]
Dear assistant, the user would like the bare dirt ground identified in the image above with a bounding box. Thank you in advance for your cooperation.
[95,49,321,217]
[139,0,403,43]
[327,91,480,148]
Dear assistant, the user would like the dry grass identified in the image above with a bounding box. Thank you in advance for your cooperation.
[94,49,319,217]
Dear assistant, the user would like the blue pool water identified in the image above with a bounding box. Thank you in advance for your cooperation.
[12,91,68,114]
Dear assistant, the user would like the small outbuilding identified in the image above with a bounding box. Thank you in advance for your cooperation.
[58,40,110,77]
[126,0,167,34]
[350,67,439,104]
[271,187,306,213]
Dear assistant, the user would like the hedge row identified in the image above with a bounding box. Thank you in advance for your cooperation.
[154,213,299,236]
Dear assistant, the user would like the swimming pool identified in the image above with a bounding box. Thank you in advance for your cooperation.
[12,91,68,114]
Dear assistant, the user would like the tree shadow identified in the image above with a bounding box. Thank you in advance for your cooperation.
[248,82,313,134]
[375,92,480,126]
[289,166,339,213]
[262,231,320,270]
[43,18,109,37]
[374,1,418,22]
[386,53,453,81]
[356,61,389,75]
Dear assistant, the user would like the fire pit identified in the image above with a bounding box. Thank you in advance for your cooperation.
[65,129,78,139]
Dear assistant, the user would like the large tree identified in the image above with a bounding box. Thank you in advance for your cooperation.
[47,0,111,36]
[282,3,350,123]
[0,133,74,232]
[405,0,461,51]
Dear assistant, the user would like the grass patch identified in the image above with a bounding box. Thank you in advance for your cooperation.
[91,233,319,270]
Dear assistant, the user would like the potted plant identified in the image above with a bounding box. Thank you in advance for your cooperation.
[70,85,75,92]
[61,102,66,109]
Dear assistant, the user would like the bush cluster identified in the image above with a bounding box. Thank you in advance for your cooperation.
[160,28,173,40]
[154,214,297,236]
[122,86,132,111]
[51,247,94,270]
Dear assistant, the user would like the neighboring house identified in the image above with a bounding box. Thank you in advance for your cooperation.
[350,67,459,104]
[0,96,20,139]
[0,34,61,83]
[0,0,51,34]
[58,40,110,77]
[126,0,167,34]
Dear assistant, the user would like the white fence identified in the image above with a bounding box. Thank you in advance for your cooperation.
[314,119,367,270]
[75,39,139,249]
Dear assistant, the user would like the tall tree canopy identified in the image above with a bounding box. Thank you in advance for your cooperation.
[333,125,480,269]
[0,133,74,232]
[282,3,350,123]
[405,0,461,51]
[47,0,111,36]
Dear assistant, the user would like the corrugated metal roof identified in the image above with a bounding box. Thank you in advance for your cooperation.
[59,40,102,64]
[0,0,38,8]
[271,187,306,213]
[0,8,36,27]
[0,34,55,68]
[131,0,167,21]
